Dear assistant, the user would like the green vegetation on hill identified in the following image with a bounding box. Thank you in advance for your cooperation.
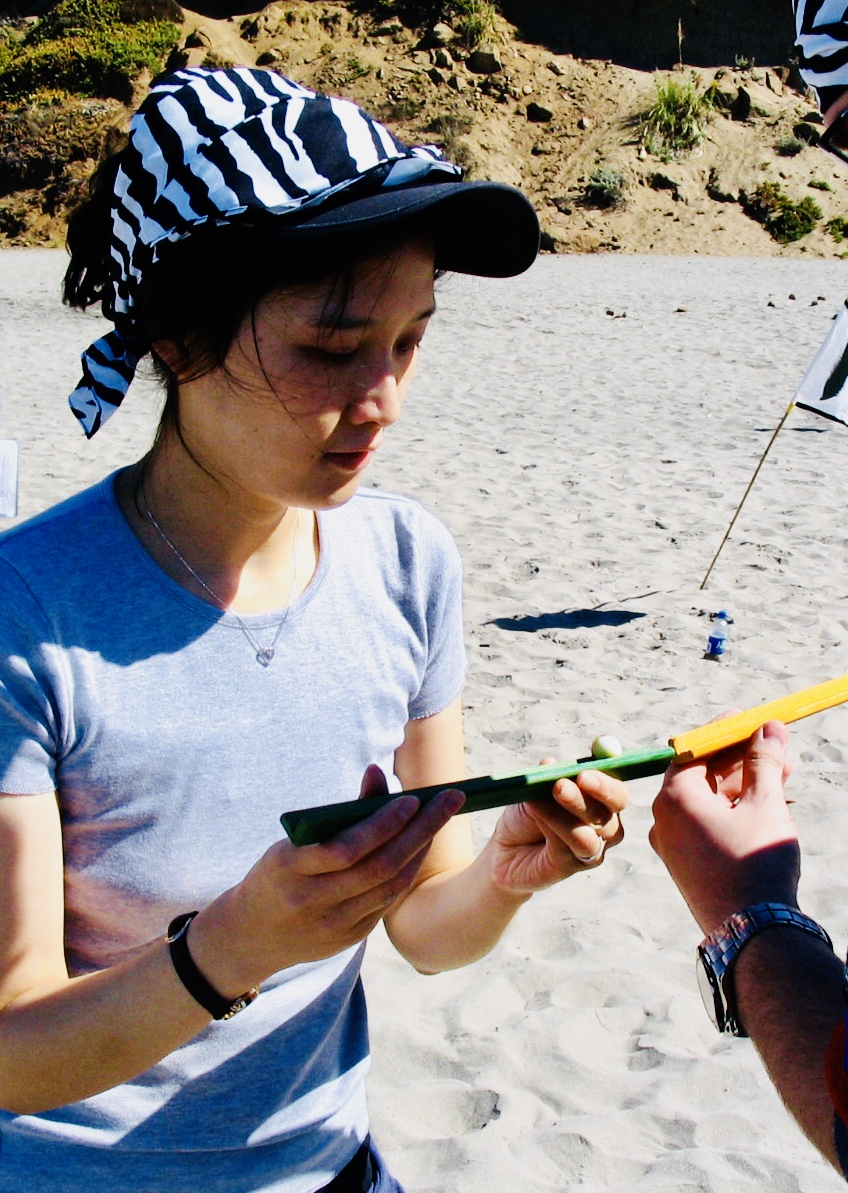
[638,76,714,158]
[0,0,180,104]
[0,0,840,254]
[741,181,822,243]
[353,0,499,44]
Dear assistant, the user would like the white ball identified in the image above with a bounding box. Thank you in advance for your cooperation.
[591,734,623,759]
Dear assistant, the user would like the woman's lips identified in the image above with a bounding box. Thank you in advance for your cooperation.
[323,448,374,471]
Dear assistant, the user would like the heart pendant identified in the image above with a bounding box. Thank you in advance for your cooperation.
[256,647,275,667]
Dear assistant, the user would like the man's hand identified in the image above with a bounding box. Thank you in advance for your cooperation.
[650,720,799,934]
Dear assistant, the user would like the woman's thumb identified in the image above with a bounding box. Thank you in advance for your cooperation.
[358,763,389,800]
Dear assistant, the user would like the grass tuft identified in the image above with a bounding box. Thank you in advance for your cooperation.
[351,0,500,45]
[775,135,805,157]
[423,113,476,170]
[639,75,713,158]
[583,166,626,210]
[453,0,499,48]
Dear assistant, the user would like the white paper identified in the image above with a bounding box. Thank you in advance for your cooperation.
[0,440,19,518]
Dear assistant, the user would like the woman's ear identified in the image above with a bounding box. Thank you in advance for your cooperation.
[151,338,191,379]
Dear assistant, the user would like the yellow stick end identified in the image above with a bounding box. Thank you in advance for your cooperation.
[670,673,848,762]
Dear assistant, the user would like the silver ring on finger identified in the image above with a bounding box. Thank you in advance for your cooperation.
[575,838,606,866]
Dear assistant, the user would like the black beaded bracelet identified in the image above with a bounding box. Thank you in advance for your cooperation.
[166,911,259,1021]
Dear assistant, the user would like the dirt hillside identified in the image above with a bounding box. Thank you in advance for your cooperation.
[2,1,848,258]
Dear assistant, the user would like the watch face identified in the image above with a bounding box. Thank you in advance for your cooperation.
[696,951,723,1030]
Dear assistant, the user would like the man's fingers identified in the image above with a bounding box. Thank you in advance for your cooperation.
[740,721,790,805]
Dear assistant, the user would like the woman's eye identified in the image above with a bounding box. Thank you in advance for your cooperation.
[308,345,357,362]
[305,332,424,362]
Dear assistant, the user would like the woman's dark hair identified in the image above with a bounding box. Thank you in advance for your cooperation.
[63,147,437,444]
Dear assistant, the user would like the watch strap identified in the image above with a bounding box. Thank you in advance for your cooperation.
[699,902,833,1037]
[166,911,259,1021]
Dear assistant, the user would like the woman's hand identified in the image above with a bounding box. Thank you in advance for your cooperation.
[649,720,798,935]
[191,767,464,993]
[484,760,627,894]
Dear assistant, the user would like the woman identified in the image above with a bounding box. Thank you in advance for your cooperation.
[0,68,626,1192]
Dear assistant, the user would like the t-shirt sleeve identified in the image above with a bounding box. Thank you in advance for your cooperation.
[406,509,468,722]
[794,0,848,111]
[0,560,63,794]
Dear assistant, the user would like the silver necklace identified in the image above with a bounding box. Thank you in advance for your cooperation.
[139,485,300,668]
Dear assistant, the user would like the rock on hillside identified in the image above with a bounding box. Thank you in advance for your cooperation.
[2,0,848,258]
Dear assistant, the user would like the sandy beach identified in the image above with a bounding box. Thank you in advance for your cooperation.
[2,248,848,1191]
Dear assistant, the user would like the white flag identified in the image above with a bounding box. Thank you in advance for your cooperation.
[795,301,848,427]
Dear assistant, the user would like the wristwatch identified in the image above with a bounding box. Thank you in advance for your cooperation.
[696,901,833,1037]
[166,911,259,1021]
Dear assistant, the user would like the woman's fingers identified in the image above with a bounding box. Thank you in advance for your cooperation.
[525,792,623,863]
[245,787,466,969]
[345,845,434,930]
[319,791,465,930]
[571,833,607,866]
[520,767,625,868]
[552,769,628,826]
[305,787,465,890]
[299,794,423,875]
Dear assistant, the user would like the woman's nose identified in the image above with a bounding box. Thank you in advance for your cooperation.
[346,362,403,427]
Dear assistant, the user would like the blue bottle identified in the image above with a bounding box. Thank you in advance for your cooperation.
[706,611,729,659]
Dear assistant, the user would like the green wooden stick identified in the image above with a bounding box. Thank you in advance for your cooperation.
[279,745,675,846]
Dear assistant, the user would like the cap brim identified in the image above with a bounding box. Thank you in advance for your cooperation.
[280,179,540,279]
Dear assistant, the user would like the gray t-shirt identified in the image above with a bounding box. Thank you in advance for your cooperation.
[0,473,466,1193]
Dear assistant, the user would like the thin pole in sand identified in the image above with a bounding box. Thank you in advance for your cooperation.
[699,401,795,590]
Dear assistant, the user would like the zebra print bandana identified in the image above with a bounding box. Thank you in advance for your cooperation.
[68,67,465,438]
